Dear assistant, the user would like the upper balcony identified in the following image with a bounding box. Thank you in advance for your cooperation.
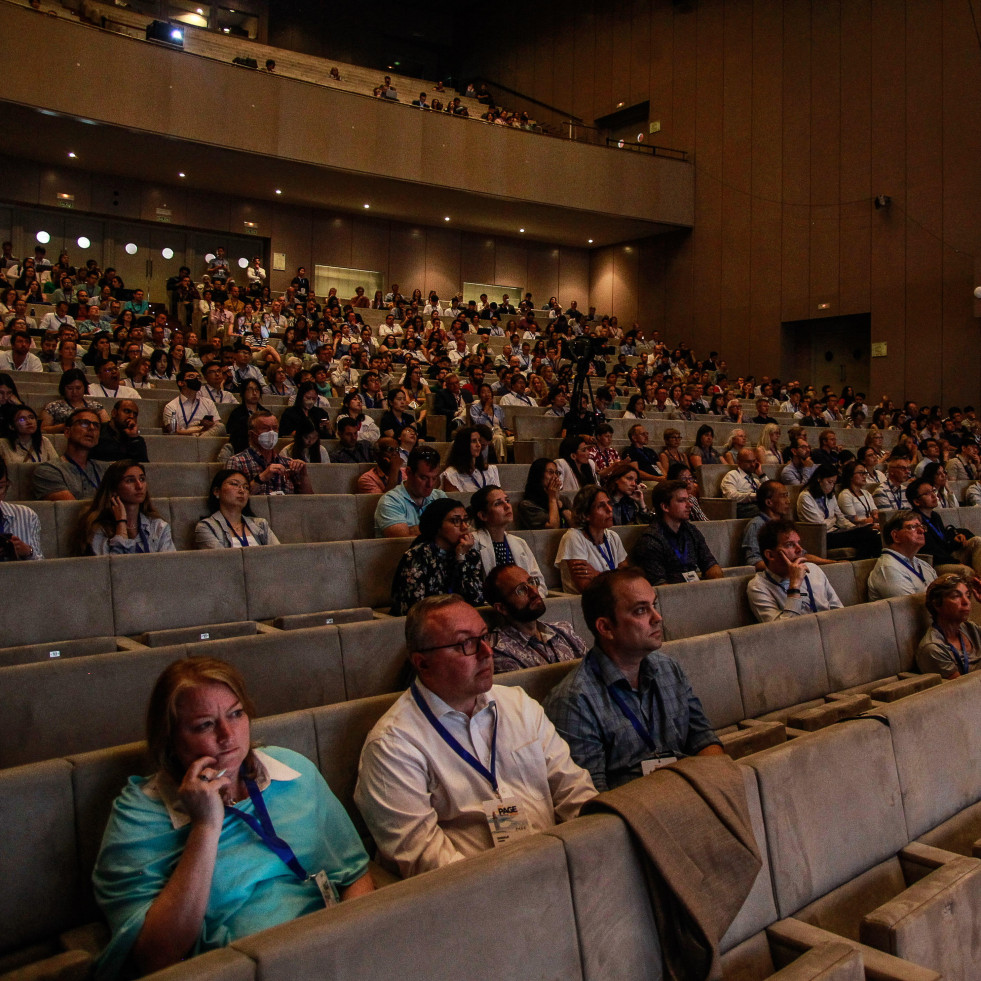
[0,1,692,247]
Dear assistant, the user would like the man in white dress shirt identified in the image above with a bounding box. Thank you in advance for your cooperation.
[0,331,42,372]
[355,595,595,878]
[162,368,219,435]
[89,357,141,401]
[872,457,912,511]
[746,519,843,622]
[720,448,768,518]
[867,510,938,601]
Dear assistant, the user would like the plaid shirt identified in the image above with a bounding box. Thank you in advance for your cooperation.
[491,620,587,674]
[543,647,721,792]
[227,448,298,495]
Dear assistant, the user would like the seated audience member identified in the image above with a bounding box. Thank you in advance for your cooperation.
[225,379,266,453]
[75,459,175,555]
[837,459,880,529]
[354,595,595,878]
[750,398,772,425]
[867,510,938,601]
[374,444,445,537]
[688,424,723,467]
[32,408,106,500]
[907,475,981,576]
[442,425,500,491]
[163,368,220,436]
[331,416,373,464]
[966,476,981,508]
[797,465,882,559]
[720,448,768,518]
[622,424,664,481]
[89,357,142,401]
[741,480,832,571]
[0,329,42,372]
[544,568,724,792]
[588,423,621,477]
[780,437,817,486]
[93,657,373,979]
[195,469,280,548]
[755,423,782,467]
[747,519,843,622]
[336,391,380,443]
[556,435,598,494]
[469,383,507,461]
[554,485,629,594]
[721,427,749,466]
[0,404,58,465]
[228,411,312,496]
[810,429,841,469]
[604,462,653,526]
[658,428,690,473]
[379,386,416,439]
[433,373,473,432]
[921,460,957,509]
[357,437,402,494]
[230,341,264,390]
[470,484,547,594]
[389,499,484,616]
[666,463,709,521]
[40,368,110,433]
[630,479,723,585]
[287,417,327,464]
[0,458,43,559]
[485,564,587,673]
[280,381,333,439]
[201,361,238,406]
[873,455,912,511]
[517,457,572,529]
[915,574,981,678]
[945,438,980,482]
[92,399,149,463]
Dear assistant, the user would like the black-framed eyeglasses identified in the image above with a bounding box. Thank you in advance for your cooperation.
[415,632,491,657]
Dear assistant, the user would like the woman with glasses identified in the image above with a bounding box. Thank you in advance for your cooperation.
[470,484,547,594]
[195,469,280,549]
[916,574,981,677]
[389,498,484,615]
[836,460,880,531]
[658,428,690,474]
[799,464,881,558]
[921,460,957,509]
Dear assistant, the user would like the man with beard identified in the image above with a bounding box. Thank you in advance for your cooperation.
[485,565,587,673]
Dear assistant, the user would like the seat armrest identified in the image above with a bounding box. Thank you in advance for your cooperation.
[899,842,968,879]
[698,497,736,520]
[786,694,873,732]
[114,635,147,651]
[721,721,786,759]
[870,675,942,703]
[860,857,981,976]
[0,949,93,981]
[767,918,941,980]
[767,942,863,980]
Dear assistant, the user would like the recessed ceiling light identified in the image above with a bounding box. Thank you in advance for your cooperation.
[68,151,76,159]
[588,239,593,244]
[444,216,450,222]
[196,7,203,12]
[275,189,282,195]
[36,230,50,244]
[77,236,91,249]
[364,203,370,209]
[178,172,185,178]
[519,228,525,233]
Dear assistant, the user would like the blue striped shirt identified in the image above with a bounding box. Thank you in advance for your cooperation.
[0,502,43,559]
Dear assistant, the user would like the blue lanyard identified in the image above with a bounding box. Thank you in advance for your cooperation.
[225,775,308,881]
[769,573,816,612]
[67,457,100,492]
[132,518,150,554]
[664,525,690,567]
[411,684,498,794]
[222,514,251,547]
[179,399,200,427]
[466,469,487,489]
[818,496,829,518]
[885,550,925,583]
[855,491,871,516]
[891,486,905,509]
[944,632,970,674]
[586,531,617,571]
[923,511,945,537]
[588,658,659,754]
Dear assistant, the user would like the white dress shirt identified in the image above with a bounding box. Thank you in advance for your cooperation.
[720,468,767,502]
[354,681,595,878]
[162,393,219,431]
[866,550,937,601]
[746,563,843,622]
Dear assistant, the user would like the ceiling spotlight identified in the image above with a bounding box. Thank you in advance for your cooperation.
[364,203,370,209]
[161,248,175,259]
[238,257,249,268]
[196,6,203,12]
[178,172,185,178]
[68,151,76,159]
[76,236,91,249]
[874,195,891,209]
[588,239,593,244]
[275,189,282,195]
[125,243,138,255]
[36,231,50,244]
[519,228,525,233]
[444,216,450,222]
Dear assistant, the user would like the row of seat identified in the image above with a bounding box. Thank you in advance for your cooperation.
[3,599,976,980]
[0,562,924,769]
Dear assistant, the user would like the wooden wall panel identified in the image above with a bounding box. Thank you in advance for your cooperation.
[423,225,461,302]
[808,0,841,312]
[312,214,353,269]
[495,239,529,292]
[558,247,590,310]
[868,0,907,401]
[589,246,615,317]
[526,244,560,307]
[838,0,872,316]
[572,3,597,125]
[592,0,616,121]
[612,242,640,325]
[629,0,651,108]
[388,225,426,298]
[648,1,674,143]
[748,0,783,365]
[460,235,496,290]
[779,0,811,324]
[351,216,390,278]
[635,237,666,335]
[720,0,753,365]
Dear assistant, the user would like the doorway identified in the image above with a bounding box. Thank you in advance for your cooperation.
[781,314,871,398]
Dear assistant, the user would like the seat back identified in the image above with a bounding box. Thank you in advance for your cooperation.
[662,630,746,730]
[336,616,409,700]
[658,576,754,640]
[887,595,930,672]
[821,561,860,607]
[510,528,565,591]
[352,537,413,608]
[817,603,903,692]
[266,494,360,544]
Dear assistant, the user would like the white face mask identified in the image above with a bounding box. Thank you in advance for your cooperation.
[256,430,279,450]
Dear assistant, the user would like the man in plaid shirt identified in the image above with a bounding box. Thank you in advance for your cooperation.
[543,568,723,792]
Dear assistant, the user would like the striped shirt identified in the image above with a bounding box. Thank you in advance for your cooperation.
[0,502,43,559]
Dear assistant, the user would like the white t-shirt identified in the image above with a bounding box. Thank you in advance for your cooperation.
[554,528,627,593]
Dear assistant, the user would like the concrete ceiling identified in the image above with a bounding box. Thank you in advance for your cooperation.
[0,101,684,248]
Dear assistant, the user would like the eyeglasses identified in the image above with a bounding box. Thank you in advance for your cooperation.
[416,631,491,657]
[72,419,100,430]
[444,515,471,526]
[508,581,541,599]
